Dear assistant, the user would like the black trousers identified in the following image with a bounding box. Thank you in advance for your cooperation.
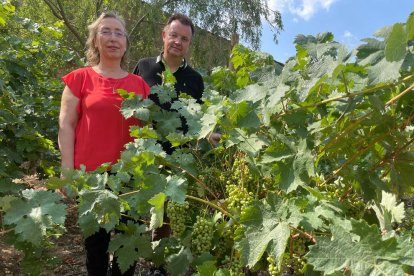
[84,228,136,276]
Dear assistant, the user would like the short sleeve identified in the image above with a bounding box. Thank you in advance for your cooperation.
[61,69,85,98]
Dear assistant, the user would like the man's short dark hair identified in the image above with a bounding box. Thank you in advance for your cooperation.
[165,13,195,36]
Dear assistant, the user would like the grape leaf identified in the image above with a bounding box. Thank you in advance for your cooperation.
[397,236,414,267]
[77,188,120,233]
[126,138,164,156]
[166,149,198,176]
[406,12,414,41]
[109,223,152,273]
[367,58,402,86]
[171,98,203,136]
[171,98,202,119]
[165,175,188,203]
[389,152,414,194]
[278,139,315,193]
[148,192,166,230]
[0,195,18,211]
[198,113,218,139]
[126,173,167,214]
[151,85,177,105]
[166,132,192,147]
[120,96,150,120]
[307,221,405,276]
[235,195,300,268]
[233,82,268,103]
[152,110,182,136]
[384,23,406,62]
[226,128,267,157]
[226,101,261,129]
[371,191,405,232]
[77,212,101,238]
[166,247,191,276]
[196,260,217,276]
[4,189,66,245]
[130,125,158,139]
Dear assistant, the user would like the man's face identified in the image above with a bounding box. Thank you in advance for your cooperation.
[162,20,192,59]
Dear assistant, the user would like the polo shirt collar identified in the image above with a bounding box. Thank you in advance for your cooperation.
[157,53,188,70]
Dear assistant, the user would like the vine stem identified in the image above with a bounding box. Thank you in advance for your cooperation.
[272,73,414,121]
[321,132,389,186]
[118,192,237,223]
[385,81,414,107]
[289,226,316,243]
[118,190,140,198]
[156,157,219,200]
[185,195,237,223]
[320,112,372,153]
[369,136,414,174]
[0,228,15,235]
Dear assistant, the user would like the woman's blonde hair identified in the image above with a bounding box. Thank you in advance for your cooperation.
[85,11,129,70]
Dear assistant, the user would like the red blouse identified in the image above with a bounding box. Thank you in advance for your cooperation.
[62,67,150,171]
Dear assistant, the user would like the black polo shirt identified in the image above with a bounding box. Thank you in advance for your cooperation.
[133,55,204,153]
[133,55,204,108]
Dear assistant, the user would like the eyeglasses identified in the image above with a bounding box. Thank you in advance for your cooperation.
[98,30,127,38]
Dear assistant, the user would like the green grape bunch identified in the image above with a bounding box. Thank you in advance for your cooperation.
[191,216,214,254]
[226,183,254,214]
[267,255,278,276]
[223,255,244,276]
[167,201,189,237]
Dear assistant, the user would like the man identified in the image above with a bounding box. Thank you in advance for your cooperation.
[133,13,220,146]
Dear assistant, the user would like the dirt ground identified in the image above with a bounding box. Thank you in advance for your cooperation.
[0,176,152,276]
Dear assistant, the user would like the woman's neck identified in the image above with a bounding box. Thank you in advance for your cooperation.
[94,61,126,78]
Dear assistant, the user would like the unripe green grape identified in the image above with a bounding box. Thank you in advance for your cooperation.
[167,201,189,237]
[191,216,214,254]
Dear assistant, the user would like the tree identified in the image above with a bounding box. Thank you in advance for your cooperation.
[162,0,283,50]
[16,0,283,70]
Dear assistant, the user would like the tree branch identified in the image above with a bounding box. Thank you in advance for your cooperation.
[129,0,178,38]
[42,0,63,20]
[95,0,104,18]
[42,0,85,49]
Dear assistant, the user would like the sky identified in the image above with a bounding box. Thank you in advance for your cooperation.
[260,0,414,63]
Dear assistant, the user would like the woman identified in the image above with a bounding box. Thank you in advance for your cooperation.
[58,12,149,276]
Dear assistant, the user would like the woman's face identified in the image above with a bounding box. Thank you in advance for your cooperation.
[94,18,127,62]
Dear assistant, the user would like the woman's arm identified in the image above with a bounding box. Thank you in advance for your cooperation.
[58,86,79,170]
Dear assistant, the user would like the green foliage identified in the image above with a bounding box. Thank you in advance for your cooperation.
[207,44,276,95]
[3,6,414,275]
[0,2,73,272]
[0,1,70,186]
